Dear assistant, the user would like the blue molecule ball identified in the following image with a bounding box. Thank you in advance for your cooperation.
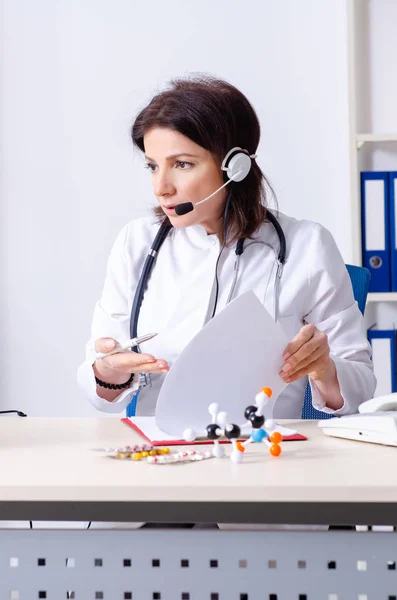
[251,429,267,443]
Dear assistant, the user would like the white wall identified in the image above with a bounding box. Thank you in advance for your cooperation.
[0,0,354,416]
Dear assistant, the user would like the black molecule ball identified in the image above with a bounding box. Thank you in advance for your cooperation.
[244,405,257,420]
[206,423,221,440]
[248,413,265,429]
[224,424,241,440]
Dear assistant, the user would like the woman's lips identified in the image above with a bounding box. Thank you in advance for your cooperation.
[162,205,178,215]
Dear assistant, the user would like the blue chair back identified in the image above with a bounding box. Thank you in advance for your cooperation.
[301,264,370,419]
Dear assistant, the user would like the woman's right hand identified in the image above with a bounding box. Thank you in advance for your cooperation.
[93,337,169,385]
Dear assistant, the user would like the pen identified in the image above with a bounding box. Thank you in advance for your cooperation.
[95,332,158,360]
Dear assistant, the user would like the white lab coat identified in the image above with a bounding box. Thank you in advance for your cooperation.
[78,212,376,417]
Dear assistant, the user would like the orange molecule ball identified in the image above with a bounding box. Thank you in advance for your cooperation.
[261,387,273,398]
[269,432,283,444]
[236,441,245,453]
[270,444,282,457]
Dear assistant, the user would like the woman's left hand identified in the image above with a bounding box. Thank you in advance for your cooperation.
[279,323,333,384]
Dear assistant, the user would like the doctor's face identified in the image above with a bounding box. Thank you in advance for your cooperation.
[143,128,227,235]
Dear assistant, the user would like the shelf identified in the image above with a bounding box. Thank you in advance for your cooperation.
[356,133,397,150]
[367,293,397,303]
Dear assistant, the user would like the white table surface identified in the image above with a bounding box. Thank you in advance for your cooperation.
[0,417,396,524]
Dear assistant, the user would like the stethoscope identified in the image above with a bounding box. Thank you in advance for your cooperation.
[129,207,286,347]
[127,148,287,402]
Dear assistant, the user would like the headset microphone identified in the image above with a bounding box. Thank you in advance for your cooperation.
[174,202,197,216]
[174,147,256,216]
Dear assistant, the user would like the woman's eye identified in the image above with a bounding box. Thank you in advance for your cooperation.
[145,163,156,172]
[175,160,193,169]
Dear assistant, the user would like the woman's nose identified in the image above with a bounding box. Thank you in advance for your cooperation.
[153,170,176,197]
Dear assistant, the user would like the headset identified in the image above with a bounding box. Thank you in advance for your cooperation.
[174,147,258,216]
[129,147,287,394]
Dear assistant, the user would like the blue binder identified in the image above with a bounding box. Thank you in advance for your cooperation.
[367,329,397,395]
[361,171,391,292]
[389,171,397,292]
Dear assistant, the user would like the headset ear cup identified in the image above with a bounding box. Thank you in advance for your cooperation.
[225,152,252,182]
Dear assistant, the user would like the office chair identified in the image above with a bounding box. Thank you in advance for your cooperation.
[301,264,371,419]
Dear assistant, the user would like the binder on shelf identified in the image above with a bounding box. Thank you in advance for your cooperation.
[361,171,390,292]
[367,329,397,396]
[389,172,397,292]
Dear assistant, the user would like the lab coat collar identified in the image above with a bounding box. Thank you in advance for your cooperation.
[178,223,220,250]
[175,216,276,252]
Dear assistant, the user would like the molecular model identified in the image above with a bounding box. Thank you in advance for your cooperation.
[183,387,283,463]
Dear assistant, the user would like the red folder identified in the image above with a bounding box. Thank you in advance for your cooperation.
[121,418,307,445]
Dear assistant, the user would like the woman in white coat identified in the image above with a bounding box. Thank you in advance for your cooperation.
[78,75,376,418]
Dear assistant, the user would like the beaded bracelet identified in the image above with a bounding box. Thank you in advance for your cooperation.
[95,372,134,390]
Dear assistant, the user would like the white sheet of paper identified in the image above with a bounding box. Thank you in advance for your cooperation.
[155,290,289,437]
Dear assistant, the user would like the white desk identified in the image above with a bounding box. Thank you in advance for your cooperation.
[0,417,396,524]
[1,417,397,599]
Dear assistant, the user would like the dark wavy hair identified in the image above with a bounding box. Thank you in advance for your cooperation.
[131,74,275,244]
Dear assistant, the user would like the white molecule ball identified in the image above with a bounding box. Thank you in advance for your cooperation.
[217,411,228,427]
[208,403,219,417]
[183,428,197,442]
[265,419,275,432]
[255,391,269,406]
[230,449,244,464]
[212,444,225,458]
